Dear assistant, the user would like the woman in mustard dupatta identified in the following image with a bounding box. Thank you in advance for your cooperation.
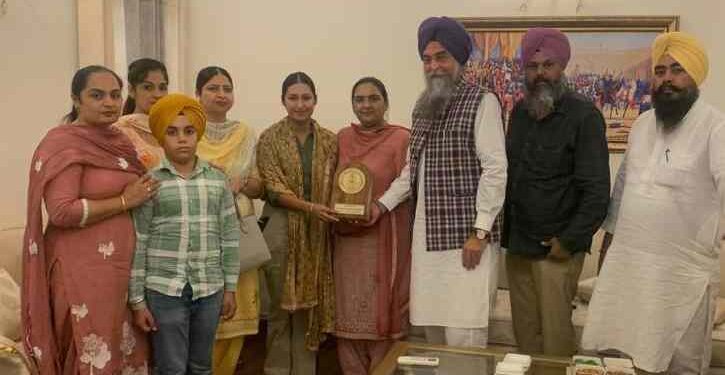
[257,72,337,375]
[194,66,263,375]
[113,58,169,170]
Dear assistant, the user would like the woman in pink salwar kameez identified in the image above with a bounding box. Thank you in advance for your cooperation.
[333,77,412,374]
[22,66,156,375]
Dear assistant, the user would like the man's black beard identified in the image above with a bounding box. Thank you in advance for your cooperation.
[652,83,699,130]
[523,77,569,120]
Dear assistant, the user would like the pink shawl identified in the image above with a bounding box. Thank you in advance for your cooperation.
[21,124,143,374]
[335,123,412,337]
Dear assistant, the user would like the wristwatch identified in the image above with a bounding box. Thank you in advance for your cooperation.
[475,229,490,240]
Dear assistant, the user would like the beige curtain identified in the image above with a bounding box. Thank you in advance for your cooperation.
[123,0,164,63]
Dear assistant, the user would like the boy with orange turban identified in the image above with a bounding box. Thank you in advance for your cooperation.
[128,94,241,375]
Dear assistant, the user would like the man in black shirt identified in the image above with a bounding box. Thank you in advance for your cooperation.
[503,27,610,356]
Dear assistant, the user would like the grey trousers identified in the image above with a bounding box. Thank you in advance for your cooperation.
[262,204,317,375]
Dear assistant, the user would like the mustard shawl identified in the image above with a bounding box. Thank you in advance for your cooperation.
[256,117,337,350]
[197,120,257,216]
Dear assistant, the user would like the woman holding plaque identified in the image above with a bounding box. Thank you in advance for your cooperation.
[256,71,338,375]
[333,77,411,374]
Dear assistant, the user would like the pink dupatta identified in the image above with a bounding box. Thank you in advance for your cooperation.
[22,123,143,374]
[334,123,412,338]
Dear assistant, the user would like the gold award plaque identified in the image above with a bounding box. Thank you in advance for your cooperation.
[331,163,373,220]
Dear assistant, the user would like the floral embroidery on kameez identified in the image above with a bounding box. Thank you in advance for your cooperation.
[117,157,129,170]
[120,321,136,356]
[32,346,42,360]
[98,241,115,259]
[71,303,89,322]
[80,334,111,373]
[121,362,148,375]
[28,241,38,255]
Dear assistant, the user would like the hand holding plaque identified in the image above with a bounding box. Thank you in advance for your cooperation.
[330,162,373,220]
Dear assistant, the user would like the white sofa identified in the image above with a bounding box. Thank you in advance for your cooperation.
[0,227,33,375]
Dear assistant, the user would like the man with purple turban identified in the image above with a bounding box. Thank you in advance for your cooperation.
[371,16,507,348]
[582,31,725,374]
[502,27,610,356]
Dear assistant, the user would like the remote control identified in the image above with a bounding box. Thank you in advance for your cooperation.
[397,356,440,367]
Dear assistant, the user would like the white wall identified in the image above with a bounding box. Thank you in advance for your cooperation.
[0,0,78,228]
[181,0,725,279]
[1,0,723,230]
[181,0,725,135]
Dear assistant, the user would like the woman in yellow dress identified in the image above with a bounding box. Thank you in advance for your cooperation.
[194,66,263,374]
[114,58,169,169]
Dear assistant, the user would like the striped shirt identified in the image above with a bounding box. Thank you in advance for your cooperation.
[129,157,240,308]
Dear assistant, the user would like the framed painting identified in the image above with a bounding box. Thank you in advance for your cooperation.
[457,16,679,153]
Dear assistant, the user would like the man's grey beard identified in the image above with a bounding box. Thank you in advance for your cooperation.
[524,76,569,120]
[653,83,699,131]
[418,68,461,119]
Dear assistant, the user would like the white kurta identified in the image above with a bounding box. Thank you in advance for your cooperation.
[379,92,507,328]
[582,99,725,372]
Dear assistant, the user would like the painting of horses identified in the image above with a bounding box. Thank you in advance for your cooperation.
[458,16,678,153]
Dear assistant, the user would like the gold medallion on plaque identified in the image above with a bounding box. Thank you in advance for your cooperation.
[338,167,366,195]
[330,162,373,220]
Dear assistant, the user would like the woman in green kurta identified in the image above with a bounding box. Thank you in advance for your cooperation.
[256,72,337,375]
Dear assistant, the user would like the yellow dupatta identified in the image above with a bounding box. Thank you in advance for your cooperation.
[197,120,260,338]
[197,121,257,215]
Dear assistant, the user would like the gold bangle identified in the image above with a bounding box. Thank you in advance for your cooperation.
[120,195,128,211]
[307,201,314,213]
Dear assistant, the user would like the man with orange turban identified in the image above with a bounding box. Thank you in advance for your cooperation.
[129,93,242,375]
[583,31,725,374]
